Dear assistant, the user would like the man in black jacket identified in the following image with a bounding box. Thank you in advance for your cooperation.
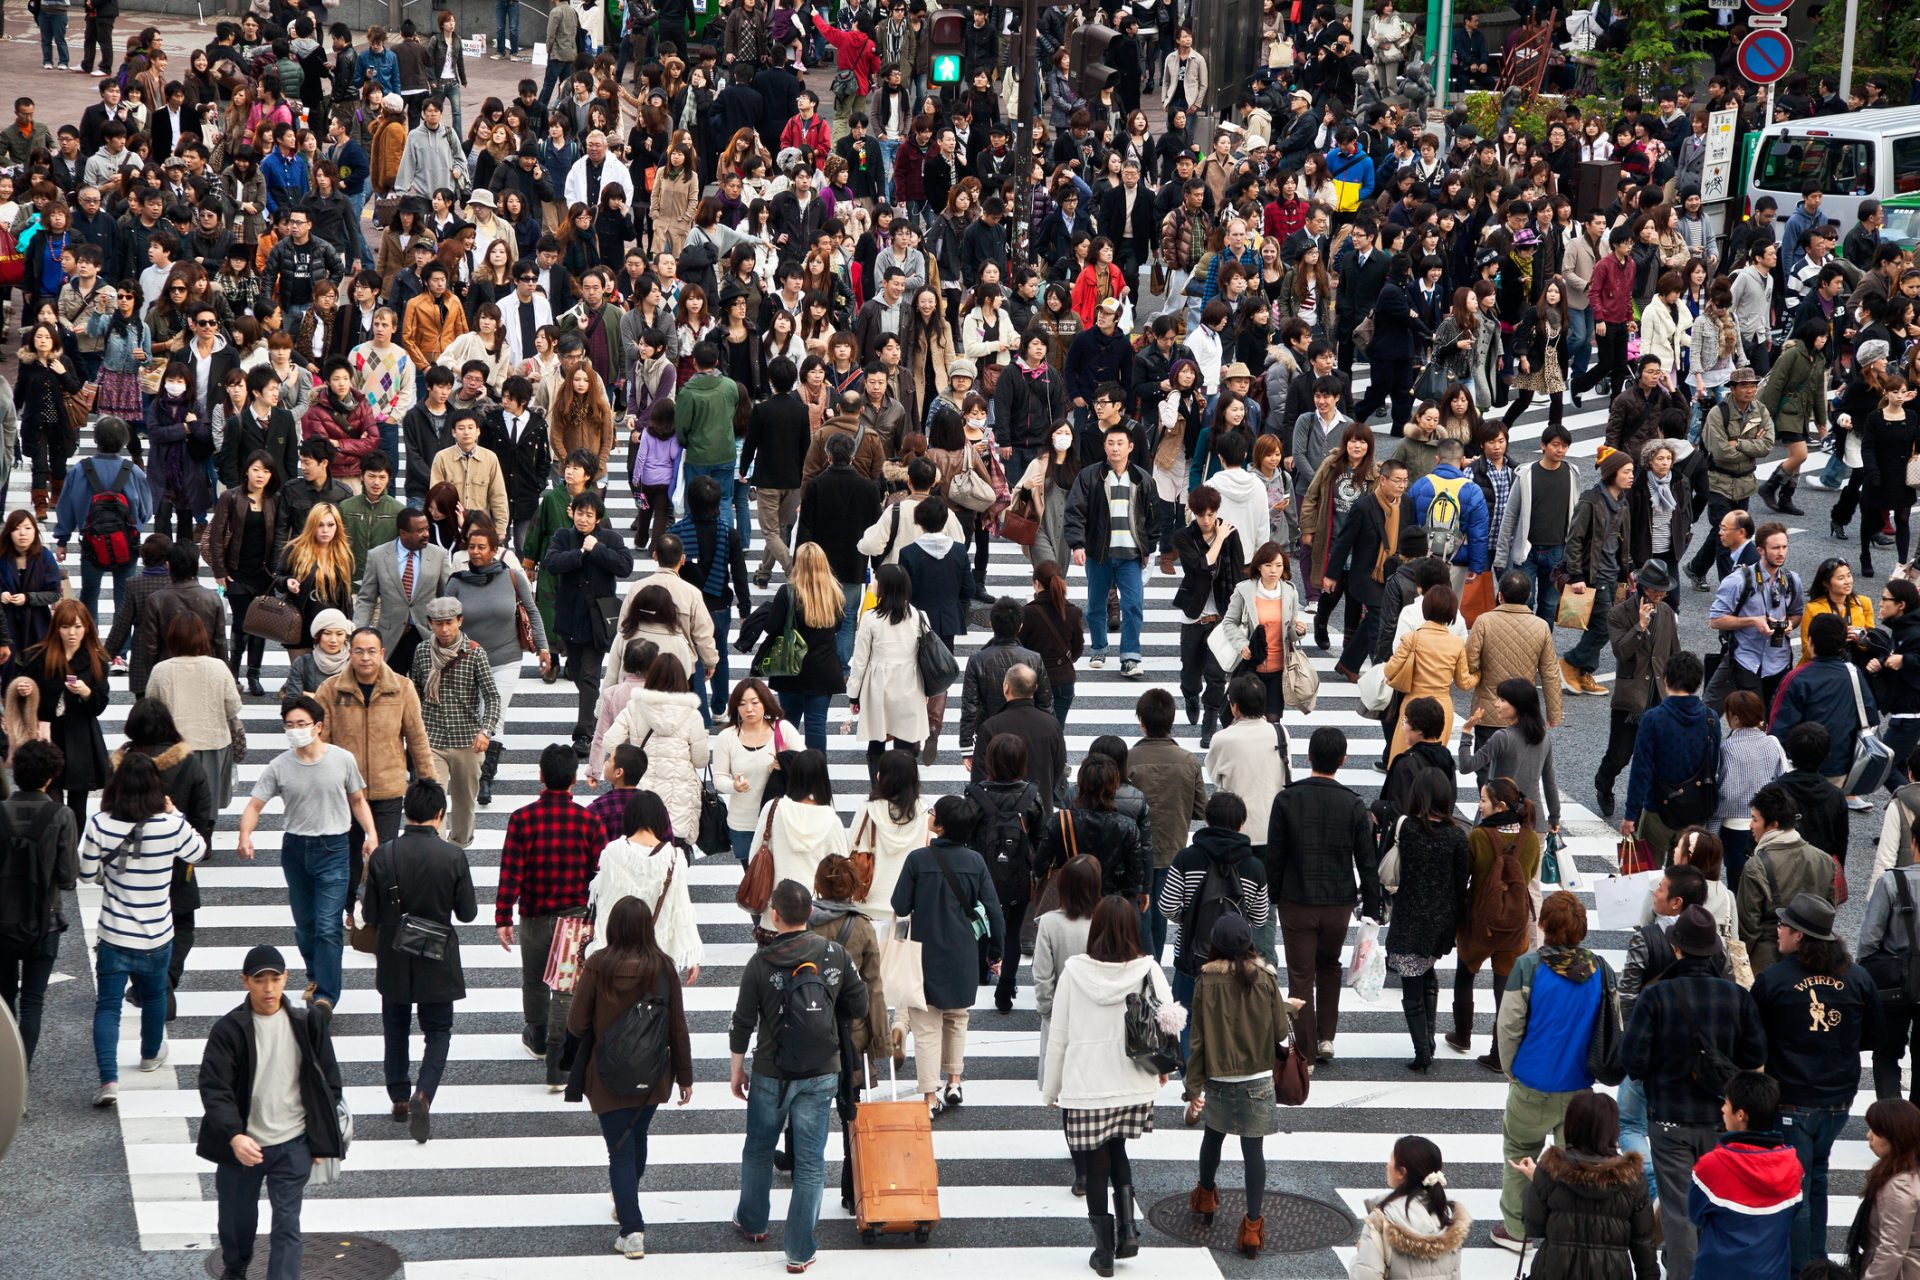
[958,196,1009,292]
[198,944,346,1280]
[1063,424,1160,678]
[1334,219,1391,375]
[496,376,552,552]
[361,778,477,1145]
[1097,158,1158,281]
[543,490,636,752]
[1268,727,1379,1062]
[959,599,1054,760]
[739,357,812,587]
[1324,458,1414,680]
[794,432,883,668]
[970,664,1068,807]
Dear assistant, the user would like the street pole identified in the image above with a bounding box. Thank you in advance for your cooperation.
[1434,0,1453,111]
[1011,0,1040,266]
[1838,0,1860,100]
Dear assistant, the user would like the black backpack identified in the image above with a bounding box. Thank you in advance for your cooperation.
[595,971,674,1094]
[775,953,840,1076]
[1180,855,1247,976]
[0,804,63,958]
[966,780,1036,897]
[1863,870,1920,1012]
[80,458,137,570]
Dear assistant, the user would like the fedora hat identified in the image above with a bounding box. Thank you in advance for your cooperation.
[1670,905,1722,957]
[1777,892,1837,942]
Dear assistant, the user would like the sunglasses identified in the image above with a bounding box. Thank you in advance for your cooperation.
[193,318,219,327]
[516,276,537,283]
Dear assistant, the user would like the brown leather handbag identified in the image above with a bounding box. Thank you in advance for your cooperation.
[1000,490,1040,546]
[243,595,305,647]
[735,798,779,916]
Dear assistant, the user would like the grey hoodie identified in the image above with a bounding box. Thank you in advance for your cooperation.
[394,118,467,197]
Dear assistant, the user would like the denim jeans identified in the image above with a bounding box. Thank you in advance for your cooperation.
[1561,576,1615,672]
[1615,1075,1657,1201]
[346,190,376,269]
[1782,1104,1848,1274]
[736,1071,838,1266]
[1817,440,1849,487]
[383,1000,454,1103]
[600,1104,662,1234]
[837,582,863,669]
[1519,544,1566,625]
[1148,865,1171,961]
[0,926,60,1063]
[1567,305,1594,381]
[879,137,901,200]
[94,940,171,1082]
[785,690,832,751]
[1172,968,1196,1060]
[1084,556,1144,660]
[1051,683,1075,728]
[80,560,134,639]
[495,0,521,54]
[728,826,755,864]
[732,478,752,540]
[38,10,69,64]
[282,833,351,1005]
[215,1134,311,1280]
[683,462,738,522]
[697,603,730,726]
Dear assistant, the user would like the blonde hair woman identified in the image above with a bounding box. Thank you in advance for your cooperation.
[746,542,847,752]
[275,502,356,658]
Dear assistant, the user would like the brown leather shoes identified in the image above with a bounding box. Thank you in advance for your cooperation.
[1238,1215,1265,1258]
[1189,1184,1219,1225]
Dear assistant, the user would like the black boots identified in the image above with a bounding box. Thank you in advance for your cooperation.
[1445,1001,1474,1055]
[1113,1187,1140,1259]
[1088,1214,1116,1277]
[246,667,265,698]
[1760,472,1806,515]
[1199,708,1217,750]
[478,741,503,806]
[1403,979,1437,1071]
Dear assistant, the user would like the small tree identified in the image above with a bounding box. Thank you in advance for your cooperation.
[1588,0,1713,96]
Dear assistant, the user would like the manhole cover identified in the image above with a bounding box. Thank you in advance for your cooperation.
[204,1235,402,1279]
[1148,1189,1358,1253]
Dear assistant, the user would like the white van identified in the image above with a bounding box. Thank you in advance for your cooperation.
[1746,105,1920,242]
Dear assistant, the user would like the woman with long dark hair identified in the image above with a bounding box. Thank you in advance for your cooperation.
[0,511,65,679]
[207,452,285,692]
[1504,274,1571,429]
[565,895,694,1261]
[1460,677,1560,837]
[1858,374,1918,575]
[1443,776,1541,1070]
[1511,1091,1656,1279]
[1297,423,1377,650]
[14,598,112,827]
[854,747,933,926]
[1013,420,1082,570]
[79,750,207,1107]
[1382,770,1471,1071]
[1020,561,1086,728]
[1353,1135,1469,1277]
[1042,895,1179,1275]
[1851,1099,1920,1277]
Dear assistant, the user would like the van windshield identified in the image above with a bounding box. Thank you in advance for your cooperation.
[1757,134,1876,197]
[1896,137,1920,195]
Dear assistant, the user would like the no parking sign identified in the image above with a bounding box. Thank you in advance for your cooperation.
[1736,27,1793,84]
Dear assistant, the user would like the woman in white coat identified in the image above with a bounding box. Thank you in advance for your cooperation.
[1042,895,1182,1276]
[1351,1136,1470,1280]
[1209,542,1306,719]
[747,749,850,933]
[1638,271,1692,392]
[586,789,703,981]
[847,564,932,767]
[1032,855,1104,1194]
[851,748,933,923]
[604,653,710,845]
[708,677,802,864]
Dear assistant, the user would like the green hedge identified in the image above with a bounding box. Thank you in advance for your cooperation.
[1461,90,1622,141]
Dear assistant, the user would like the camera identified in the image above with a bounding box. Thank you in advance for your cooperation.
[1768,617,1789,648]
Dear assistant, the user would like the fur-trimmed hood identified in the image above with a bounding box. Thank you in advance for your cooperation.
[1539,1145,1645,1193]
[1199,957,1279,977]
[111,741,195,773]
[1366,1199,1473,1258]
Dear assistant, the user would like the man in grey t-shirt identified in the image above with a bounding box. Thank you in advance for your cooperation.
[237,695,381,1011]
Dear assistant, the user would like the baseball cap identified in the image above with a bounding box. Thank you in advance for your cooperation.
[242,945,289,976]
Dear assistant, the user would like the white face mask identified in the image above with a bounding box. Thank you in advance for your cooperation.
[164,381,187,397]
[285,725,315,749]
[1052,431,1074,451]
[968,416,987,431]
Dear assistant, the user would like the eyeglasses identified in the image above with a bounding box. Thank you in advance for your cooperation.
[516,276,537,283]
[193,318,219,327]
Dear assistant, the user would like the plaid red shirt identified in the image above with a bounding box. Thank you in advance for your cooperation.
[497,789,604,926]
[586,788,632,847]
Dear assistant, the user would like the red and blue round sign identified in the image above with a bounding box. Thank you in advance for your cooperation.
[1737,28,1793,84]
[1744,0,1794,15]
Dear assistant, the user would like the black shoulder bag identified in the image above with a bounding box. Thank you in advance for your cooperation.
[387,850,454,963]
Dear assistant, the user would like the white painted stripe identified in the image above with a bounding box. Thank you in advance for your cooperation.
[403,1247,1226,1280]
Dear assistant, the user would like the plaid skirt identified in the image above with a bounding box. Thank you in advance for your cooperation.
[1062,1102,1155,1152]
[95,369,144,419]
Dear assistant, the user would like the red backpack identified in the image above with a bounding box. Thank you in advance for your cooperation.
[80,459,137,570]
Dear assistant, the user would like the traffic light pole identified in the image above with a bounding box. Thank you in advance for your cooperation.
[1010,0,1045,269]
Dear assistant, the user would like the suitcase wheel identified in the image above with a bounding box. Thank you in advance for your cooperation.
[860,1228,878,1246]
[914,1225,932,1243]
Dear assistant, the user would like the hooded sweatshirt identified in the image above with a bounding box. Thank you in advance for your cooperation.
[1688,1131,1802,1280]
[1040,953,1178,1109]
[1208,465,1272,563]
[394,117,465,197]
[756,798,852,932]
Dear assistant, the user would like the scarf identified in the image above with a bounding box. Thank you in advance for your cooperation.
[452,556,507,588]
[1649,471,1677,520]
[1022,357,1050,380]
[424,632,467,704]
[1371,492,1401,584]
[1538,944,1596,983]
[311,644,350,679]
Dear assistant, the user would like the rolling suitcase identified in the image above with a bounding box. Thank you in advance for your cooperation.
[848,1055,940,1244]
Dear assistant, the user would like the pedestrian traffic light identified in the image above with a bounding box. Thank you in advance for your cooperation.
[930,9,966,86]
[1071,23,1119,101]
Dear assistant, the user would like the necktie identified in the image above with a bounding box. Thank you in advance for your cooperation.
[402,550,415,600]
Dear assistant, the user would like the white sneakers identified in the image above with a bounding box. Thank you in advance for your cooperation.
[93,1081,118,1107]
[139,1039,170,1072]
[616,1231,645,1259]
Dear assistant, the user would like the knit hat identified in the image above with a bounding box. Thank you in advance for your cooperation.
[309,608,351,640]
[1858,339,1891,368]
[382,93,404,114]
[1597,449,1633,484]
[1209,912,1253,960]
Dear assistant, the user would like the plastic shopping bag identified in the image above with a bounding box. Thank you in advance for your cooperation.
[1344,918,1385,1002]
[1592,870,1662,933]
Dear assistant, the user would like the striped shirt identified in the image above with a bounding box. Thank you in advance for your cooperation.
[78,811,207,952]
[1106,473,1138,556]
